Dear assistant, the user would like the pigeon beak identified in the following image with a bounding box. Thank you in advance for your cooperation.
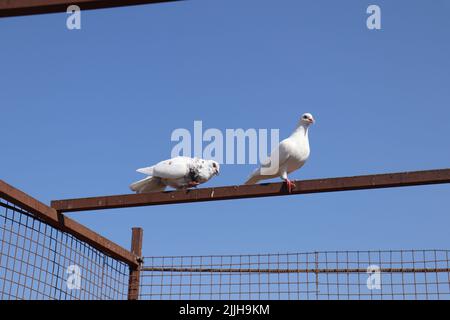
[215,169,220,176]
[309,117,315,124]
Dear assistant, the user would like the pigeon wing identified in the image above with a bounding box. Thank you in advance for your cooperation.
[245,139,291,184]
[261,139,291,170]
[152,157,190,179]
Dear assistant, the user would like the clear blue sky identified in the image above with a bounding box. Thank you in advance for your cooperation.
[1,0,449,257]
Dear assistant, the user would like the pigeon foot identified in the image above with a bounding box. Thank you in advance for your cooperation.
[187,181,200,188]
[285,179,296,193]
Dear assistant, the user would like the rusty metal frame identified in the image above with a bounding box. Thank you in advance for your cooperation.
[0,0,182,18]
[127,227,143,299]
[51,168,450,213]
[0,179,139,268]
[141,266,450,274]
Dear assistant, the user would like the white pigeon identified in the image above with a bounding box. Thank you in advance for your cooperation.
[130,156,220,193]
[244,113,315,192]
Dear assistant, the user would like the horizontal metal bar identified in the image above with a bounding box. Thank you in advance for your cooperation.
[51,168,450,213]
[140,267,450,274]
[0,0,182,18]
[0,179,139,267]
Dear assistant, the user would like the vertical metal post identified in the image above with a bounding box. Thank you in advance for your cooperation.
[127,227,143,300]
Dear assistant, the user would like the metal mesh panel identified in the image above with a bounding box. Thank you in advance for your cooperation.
[0,200,129,300]
[140,250,450,300]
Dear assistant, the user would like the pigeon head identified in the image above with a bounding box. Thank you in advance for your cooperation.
[300,113,315,126]
[196,159,220,183]
[210,160,220,176]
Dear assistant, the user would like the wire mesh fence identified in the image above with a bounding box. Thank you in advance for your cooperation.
[140,250,450,300]
[0,199,130,300]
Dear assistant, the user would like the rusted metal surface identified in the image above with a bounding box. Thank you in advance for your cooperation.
[0,179,139,267]
[141,266,450,274]
[0,0,182,18]
[51,168,450,213]
[127,227,143,300]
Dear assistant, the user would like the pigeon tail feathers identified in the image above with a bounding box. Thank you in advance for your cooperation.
[130,176,166,193]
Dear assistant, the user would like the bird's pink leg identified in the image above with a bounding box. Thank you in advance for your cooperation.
[187,181,200,188]
[285,178,296,193]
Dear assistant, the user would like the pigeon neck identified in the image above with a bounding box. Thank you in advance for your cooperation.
[292,124,309,138]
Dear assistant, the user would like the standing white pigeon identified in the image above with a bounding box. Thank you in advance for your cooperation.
[130,156,220,193]
[244,113,315,193]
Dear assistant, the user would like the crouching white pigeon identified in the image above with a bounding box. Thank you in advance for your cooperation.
[244,113,315,193]
[130,156,220,193]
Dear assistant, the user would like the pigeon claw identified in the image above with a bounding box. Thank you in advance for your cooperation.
[285,179,296,194]
[187,181,200,188]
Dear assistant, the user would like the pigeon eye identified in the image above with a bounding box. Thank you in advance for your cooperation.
[303,115,308,119]
[212,163,217,168]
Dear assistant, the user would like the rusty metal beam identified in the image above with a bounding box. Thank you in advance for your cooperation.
[140,267,450,274]
[127,227,143,300]
[0,0,182,18]
[51,168,450,213]
[0,179,139,267]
